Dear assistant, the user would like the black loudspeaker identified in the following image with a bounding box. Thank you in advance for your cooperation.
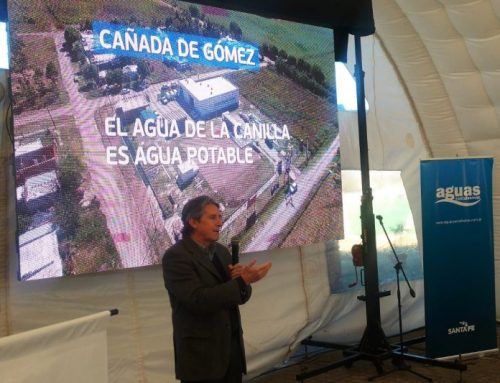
[334,28,349,63]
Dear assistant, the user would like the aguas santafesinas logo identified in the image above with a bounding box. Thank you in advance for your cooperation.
[448,321,476,335]
[435,185,481,207]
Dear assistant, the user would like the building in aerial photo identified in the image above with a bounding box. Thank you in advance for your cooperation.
[178,77,239,119]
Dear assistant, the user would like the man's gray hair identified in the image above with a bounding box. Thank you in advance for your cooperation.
[181,195,219,238]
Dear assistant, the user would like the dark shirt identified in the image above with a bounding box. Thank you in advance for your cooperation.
[191,239,248,301]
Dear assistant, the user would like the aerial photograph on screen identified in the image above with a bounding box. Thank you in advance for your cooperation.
[9,0,342,280]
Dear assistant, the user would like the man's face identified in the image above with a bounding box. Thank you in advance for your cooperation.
[189,203,222,247]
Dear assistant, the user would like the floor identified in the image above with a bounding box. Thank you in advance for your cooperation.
[251,326,500,383]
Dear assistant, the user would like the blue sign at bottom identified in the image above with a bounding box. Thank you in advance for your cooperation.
[421,158,497,358]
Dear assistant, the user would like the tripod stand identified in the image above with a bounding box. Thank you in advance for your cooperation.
[296,34,467,383]
[372,214,431,382]
[296,33,394,383]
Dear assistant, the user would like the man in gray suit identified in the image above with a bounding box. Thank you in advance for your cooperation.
[163,195,272,383]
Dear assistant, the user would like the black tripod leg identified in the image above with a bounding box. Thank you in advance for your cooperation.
[368,360,433,382]
[295,352,363,381]
[407,366,433,382]
[374,361,384,375]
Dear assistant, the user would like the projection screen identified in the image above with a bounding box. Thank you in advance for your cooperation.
[8,0,342,280]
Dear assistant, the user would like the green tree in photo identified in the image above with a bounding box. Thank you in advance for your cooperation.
[81,63,98,82]
[278,49,288,60]
[74,209,107,246]
[64,26,82,46]
[229,21,242,40]
[261,43,269,57]
[46,61,59,80]
[34,67,43,78]
[136,60,150,79]
[311,64,325,84]
[71,41,85,62]
[269,45,279,60]
[188,5,200,19]
[10,33,28,73]
[81,19,92,31]
[58,154,84,193]
[106,69,123,86]
[54,192,81,238]
[54,154,85,239]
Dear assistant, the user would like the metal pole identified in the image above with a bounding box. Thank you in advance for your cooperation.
[354,34,387,353]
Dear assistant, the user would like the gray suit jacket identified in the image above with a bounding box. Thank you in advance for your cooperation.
[162,237,252,381]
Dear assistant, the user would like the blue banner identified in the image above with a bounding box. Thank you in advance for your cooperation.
[92,21,260,71]
[421,158,497,358]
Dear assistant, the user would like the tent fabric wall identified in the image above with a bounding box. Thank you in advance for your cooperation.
[0,217,338,382]
[372,0,500,315]
[0,311,111,383]
[2,0,500,381]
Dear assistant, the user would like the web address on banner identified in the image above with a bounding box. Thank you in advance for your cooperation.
[436,218,482,225]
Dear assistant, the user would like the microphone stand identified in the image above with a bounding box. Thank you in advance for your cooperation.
[374,215,431,382]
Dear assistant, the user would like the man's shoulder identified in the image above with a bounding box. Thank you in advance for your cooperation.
[163,239,191,262]
[163,237,228,259]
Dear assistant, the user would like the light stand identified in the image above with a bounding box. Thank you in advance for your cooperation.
[297,34,467,383]
[371,215,431,382]
[296,34,392,382]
